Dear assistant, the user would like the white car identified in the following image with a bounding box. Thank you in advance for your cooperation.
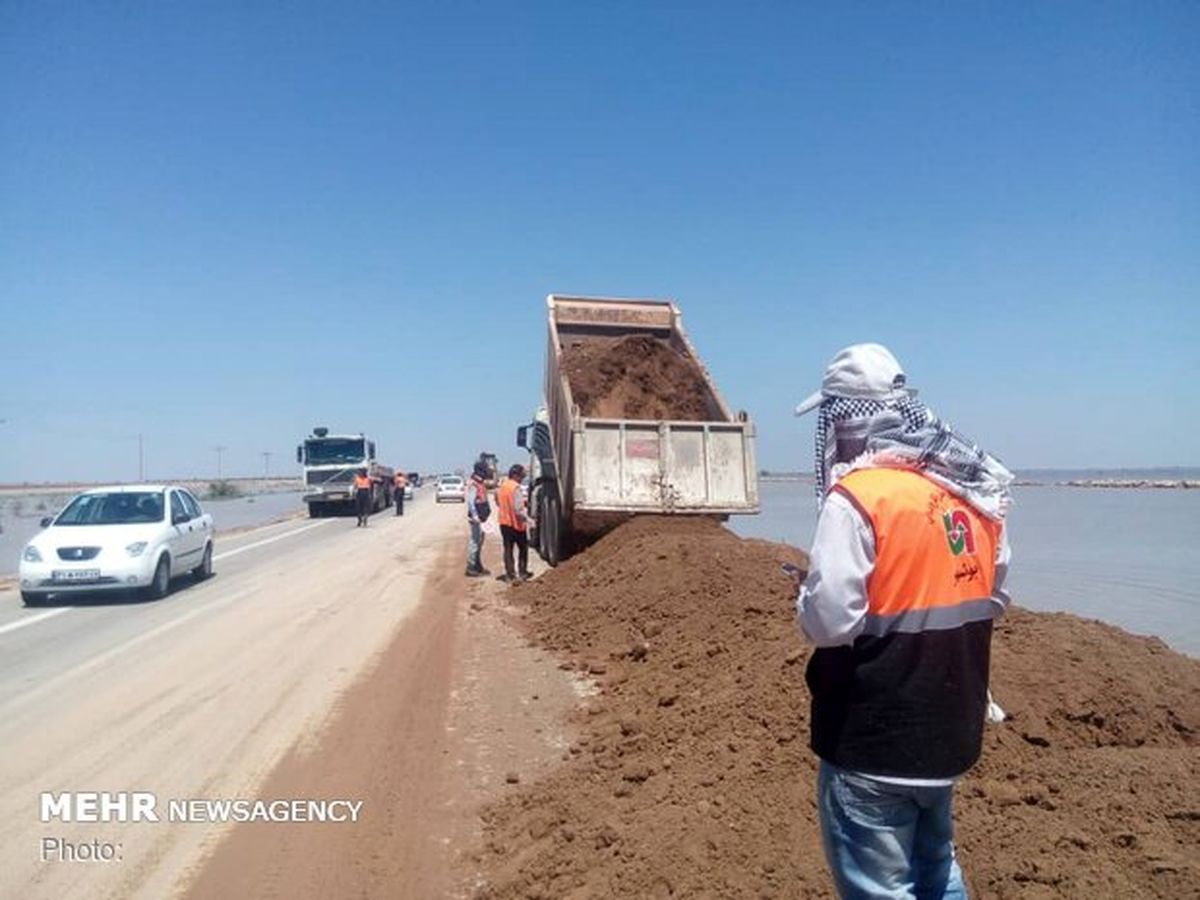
[18,485,215,606]
[435,476,466,503]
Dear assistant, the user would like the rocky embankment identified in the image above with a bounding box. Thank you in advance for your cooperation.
[473,517,1199,899]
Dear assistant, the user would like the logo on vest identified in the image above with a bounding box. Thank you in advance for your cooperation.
[942,509,976,556]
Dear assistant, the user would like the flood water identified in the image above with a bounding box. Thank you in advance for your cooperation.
[731,481,1200,658]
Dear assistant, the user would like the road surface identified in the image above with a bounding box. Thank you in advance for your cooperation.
[0,491,464,900]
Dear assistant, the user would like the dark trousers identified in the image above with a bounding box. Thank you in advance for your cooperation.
[355,488,371,525]
[501,524,530,578]
[394,486,405,515]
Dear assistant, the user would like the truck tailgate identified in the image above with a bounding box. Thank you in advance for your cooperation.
[572,419,759,513]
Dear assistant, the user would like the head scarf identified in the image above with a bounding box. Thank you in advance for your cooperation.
[814,395,1013,520]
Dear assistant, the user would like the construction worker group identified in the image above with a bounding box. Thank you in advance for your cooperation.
[465,460,532,582]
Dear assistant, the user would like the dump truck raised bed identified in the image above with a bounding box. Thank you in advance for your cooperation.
[517,295,759,565]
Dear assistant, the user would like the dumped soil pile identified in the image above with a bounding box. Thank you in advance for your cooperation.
[473,517,1200,899]
[561,335,716,420]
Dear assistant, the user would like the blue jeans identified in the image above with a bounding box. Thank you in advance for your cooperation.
[467,520,484,571]
[818,762,967,899]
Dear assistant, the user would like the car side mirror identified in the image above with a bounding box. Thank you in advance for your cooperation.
[296,446,303,464]
[516,425,528,449]
[40,516,53,528]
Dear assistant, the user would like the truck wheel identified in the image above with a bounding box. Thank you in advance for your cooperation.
[21,591,43,607]
[308,503,321,519]
[542,493,562,567]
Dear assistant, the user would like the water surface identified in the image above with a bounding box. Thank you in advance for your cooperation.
[732,481,1200,657]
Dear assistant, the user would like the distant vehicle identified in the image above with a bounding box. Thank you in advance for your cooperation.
[18,485,214,606]
[435,475,466,503]
[406,472,422,488]
[517,295,760,566]
[297,427,393,518]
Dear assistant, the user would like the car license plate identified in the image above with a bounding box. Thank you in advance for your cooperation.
[51,569,101,583]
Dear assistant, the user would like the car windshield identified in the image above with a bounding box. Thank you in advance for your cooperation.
[55,492,165,526]
[305,439,366,465]
[440,478,463,487]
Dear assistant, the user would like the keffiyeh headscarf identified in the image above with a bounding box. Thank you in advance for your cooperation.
[814,395,1013,520]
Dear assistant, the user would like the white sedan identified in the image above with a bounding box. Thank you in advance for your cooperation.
[435,476,466,503]
[18,485,215,606]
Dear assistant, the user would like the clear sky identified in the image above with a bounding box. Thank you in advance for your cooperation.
[2,2,1196,483]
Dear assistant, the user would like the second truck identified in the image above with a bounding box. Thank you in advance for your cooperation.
[297,427,394,518]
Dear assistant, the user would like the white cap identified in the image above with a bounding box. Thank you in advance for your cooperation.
[794,343,915,416]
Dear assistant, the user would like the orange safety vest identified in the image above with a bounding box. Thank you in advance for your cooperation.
[353,473,372,490]
[496,478,524,531]
[808,465,1004,779]
[833,466,1000,625]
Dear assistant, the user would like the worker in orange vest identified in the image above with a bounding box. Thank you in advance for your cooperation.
[792,343,1014,897]
[353,468,373,527]
[496,463,532,583]
[392,471,407,517]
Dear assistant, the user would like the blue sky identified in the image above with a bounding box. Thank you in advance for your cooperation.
[1,2,1196,482]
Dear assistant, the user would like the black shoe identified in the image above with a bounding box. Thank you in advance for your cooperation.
[518,571,533,581]
[497,574,512,583]
[465,567,484,577]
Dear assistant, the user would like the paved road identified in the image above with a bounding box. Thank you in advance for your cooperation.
[0,490,309,578]
[0,490,468,900]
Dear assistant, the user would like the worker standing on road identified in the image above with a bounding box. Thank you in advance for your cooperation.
[353,468,373,527]
[393,471,406,517]
[791,343,1014,898]
[465,461,491,577]
[496,464,533,583]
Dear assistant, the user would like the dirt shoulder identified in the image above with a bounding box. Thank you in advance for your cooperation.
[182,528,583,900]
[471,516,1200,900]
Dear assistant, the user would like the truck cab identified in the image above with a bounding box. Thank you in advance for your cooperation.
[297,428,393,518]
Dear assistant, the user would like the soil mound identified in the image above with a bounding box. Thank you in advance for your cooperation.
[474,517,1200,899]
[561,335,716,421]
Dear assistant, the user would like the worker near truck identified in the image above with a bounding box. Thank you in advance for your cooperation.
[393,471,406,517]
[353,468,373,527]
[496,464,533,583]
[465,461,491,577]
[792,343,1013,899]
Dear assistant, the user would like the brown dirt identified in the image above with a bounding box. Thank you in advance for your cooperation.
[471,516,1200,899]
[181,528,582,900]
[560,335,717,421]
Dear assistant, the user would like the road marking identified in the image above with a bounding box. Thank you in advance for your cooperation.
[0,520,334,641]
[0,607,72,637]
[214,519,335,561]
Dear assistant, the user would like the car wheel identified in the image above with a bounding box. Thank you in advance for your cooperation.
[143,556,171,601]
[193,543,213,581]
[21,591,43,607]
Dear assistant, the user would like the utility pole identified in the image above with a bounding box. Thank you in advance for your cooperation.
[213,445,226,480]
[261,451,272,479]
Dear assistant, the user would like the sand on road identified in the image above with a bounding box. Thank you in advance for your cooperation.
[0,499,462,900]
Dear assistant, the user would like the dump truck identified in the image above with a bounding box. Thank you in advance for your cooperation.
[516,295,759,565]
[297,428,393,518]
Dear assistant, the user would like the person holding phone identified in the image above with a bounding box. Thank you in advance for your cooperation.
[792,343,1014,898]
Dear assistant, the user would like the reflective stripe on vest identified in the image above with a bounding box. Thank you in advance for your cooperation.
[497,478,523,530]
[833,467,1001,638]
